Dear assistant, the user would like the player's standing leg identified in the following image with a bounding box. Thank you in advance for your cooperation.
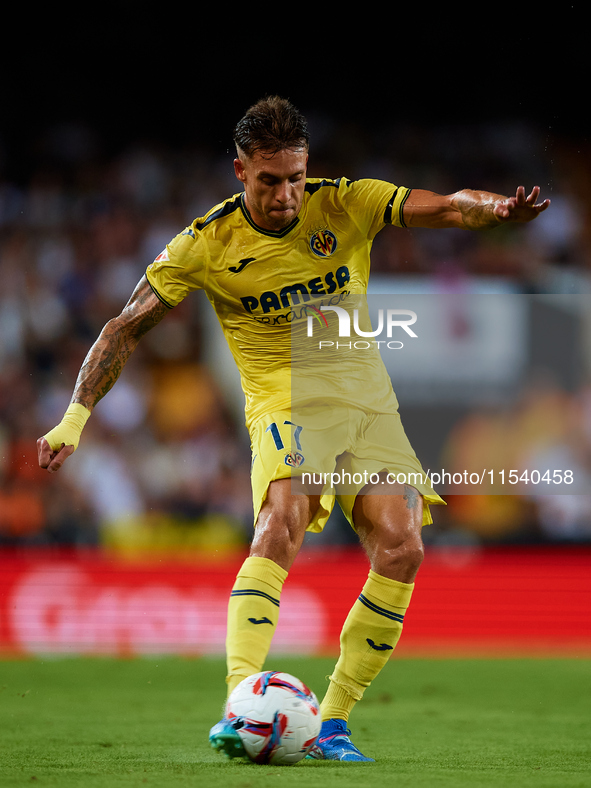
[309,481,423,762]
[209,479,320,758]
[225,479,320,693]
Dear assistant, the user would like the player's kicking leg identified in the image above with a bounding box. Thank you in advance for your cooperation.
[309,480,424,762]
[209,478,320,759]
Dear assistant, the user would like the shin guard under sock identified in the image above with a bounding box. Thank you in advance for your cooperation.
[225,556,288,696]
[320,570,414,721]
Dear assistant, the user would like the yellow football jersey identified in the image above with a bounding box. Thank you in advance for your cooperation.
[146,177,411,429]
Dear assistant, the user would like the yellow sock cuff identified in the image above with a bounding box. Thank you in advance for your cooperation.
[320,678,361,722]
[366,570,414,610]
[237,556,288,593]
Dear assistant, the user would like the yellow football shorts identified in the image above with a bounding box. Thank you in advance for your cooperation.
[249,404,445,532]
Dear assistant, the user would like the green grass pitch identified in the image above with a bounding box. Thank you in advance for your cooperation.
[1,656,589,787]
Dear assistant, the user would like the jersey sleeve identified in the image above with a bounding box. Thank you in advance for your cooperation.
[145,225,208,308]
[384,184,412,229]
[339,178,411,238]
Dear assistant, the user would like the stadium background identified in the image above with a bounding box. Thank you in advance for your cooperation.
[1,13,589,657]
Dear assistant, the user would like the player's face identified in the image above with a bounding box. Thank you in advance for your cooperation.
[234,148,308,232]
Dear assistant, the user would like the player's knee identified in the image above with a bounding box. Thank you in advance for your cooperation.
[374,532,424,582]
[399,535,425,574]
[251,496,313,570]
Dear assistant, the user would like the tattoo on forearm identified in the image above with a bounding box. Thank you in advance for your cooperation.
[71,277,169,410]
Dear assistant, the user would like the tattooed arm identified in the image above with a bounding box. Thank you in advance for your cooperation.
[38,276,170,472]
[71,276,169,410]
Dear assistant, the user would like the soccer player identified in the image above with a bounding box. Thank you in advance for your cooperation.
[38,97,550,761]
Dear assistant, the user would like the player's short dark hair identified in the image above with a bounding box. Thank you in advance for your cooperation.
[233,96,309,157]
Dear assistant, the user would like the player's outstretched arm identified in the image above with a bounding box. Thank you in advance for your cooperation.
[38,275,170,473]
[403,186,550,230]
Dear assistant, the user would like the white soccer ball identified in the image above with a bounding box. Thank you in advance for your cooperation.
[226,671,321,764]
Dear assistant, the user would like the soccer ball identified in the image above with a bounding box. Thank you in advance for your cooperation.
[225,671,321,764]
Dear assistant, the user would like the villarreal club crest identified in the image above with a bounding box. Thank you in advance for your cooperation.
[309,229,337,258]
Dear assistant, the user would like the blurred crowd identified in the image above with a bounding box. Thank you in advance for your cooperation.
[433,377,591,546]
[1,115,591,553]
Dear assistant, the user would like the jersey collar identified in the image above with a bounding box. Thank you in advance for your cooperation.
[239,193,301,238]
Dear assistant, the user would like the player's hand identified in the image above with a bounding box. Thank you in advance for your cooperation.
[37,403,91,473]
[494,186,550,223]
[37,436,76,473]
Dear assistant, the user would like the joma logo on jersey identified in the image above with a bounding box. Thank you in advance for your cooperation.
[310,229,337,257]
[241,266,350,314]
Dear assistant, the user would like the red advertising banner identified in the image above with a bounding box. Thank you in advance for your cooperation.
[0,547,589,657]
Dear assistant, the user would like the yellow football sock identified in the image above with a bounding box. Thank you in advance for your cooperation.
[225,556,288,696]
[320,570,414,722]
